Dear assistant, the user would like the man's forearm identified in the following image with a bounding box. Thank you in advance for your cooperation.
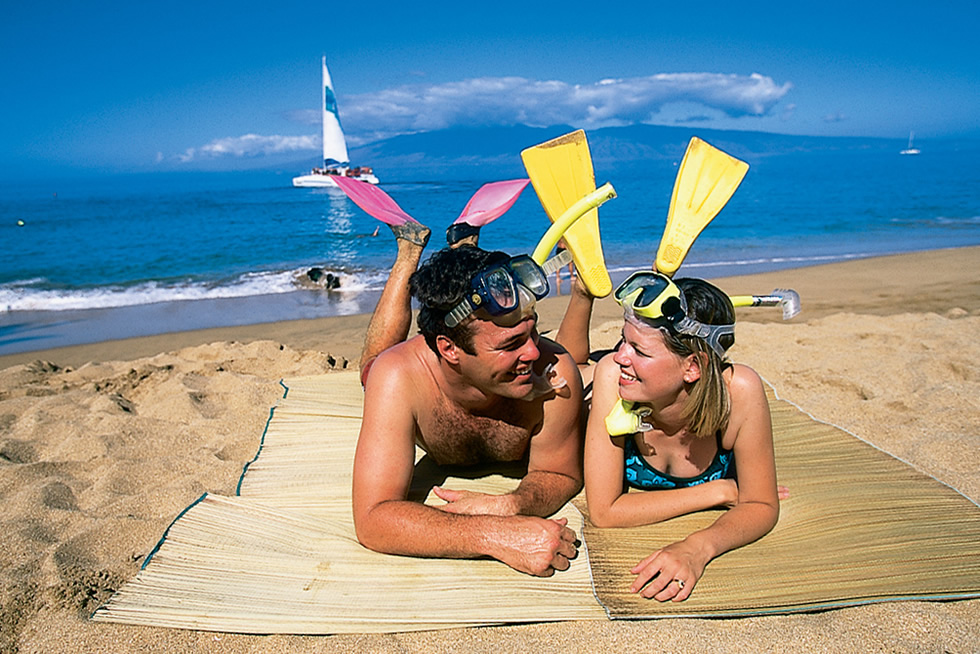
[355,497,578,577]
[356,498,497,559]
[510,470,582,517]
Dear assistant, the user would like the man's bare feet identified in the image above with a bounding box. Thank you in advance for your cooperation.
[390,222,431,247]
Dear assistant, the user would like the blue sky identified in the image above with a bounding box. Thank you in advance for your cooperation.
[2,0,977,174]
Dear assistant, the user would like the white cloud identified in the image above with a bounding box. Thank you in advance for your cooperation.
[340,72,793,141]
[180,72,791,160]
[178,133,318,162]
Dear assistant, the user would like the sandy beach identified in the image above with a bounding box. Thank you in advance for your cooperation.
[2,246,978,653]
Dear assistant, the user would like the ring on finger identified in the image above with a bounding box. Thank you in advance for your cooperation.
[673,578,685,590]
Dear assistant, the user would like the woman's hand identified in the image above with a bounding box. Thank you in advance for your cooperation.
[629,538,710,602]
[708,479,739,508]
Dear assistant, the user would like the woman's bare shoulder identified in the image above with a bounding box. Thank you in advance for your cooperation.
[593,351,620,380]
[728,362,765,397]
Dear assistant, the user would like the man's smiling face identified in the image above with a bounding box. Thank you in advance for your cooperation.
[457,304,542,400]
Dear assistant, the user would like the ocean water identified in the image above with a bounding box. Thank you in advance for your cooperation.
[2,147,979,355]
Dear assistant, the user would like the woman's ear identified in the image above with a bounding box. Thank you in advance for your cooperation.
[436,334,460,365]
[682,352,704,384]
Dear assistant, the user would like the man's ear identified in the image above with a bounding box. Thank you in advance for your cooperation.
[682,352,704,384]
[436,334,460,364]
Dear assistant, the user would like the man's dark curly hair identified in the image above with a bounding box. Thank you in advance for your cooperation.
[410,246,510,355]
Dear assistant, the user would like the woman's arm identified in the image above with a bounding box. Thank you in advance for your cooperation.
[555,275,595,365]
[584,356,740,528]
[583,354,629,521]
[630,364,780,601]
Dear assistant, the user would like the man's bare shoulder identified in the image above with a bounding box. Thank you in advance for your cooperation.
[536,336,580,386]
[374,334,431,365]
[364,336,435,393]
[535,335,571,368]
[536,334,562,354]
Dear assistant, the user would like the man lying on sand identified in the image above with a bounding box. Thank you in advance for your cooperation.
[351,218,588,577]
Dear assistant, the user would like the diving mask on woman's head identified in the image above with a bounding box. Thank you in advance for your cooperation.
[614,271,735,358]
[444,254,550,328]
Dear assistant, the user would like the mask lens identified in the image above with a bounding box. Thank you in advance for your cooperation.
[484,268,518,313]
[635,278,671,309]
[612,270,735,357]
[509,257,549,298]
[615,272,669,306]
[446,255,550,326]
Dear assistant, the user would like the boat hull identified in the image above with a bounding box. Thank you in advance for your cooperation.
[292,172,380,187]
[900,131,920,155]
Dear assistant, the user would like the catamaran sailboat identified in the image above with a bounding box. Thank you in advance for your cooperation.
[900,131,921,155]
[293,57,379,187]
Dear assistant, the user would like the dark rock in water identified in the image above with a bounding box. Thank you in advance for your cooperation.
[306,268,340,289]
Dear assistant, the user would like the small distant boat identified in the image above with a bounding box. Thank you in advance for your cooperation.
[900,131,921,155]
[293,57,378,188]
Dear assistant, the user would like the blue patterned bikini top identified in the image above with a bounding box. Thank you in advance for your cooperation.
[624,433,735,490]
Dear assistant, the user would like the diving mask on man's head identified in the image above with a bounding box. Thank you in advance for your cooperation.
[444,254,549,328]
[614,271,734,358]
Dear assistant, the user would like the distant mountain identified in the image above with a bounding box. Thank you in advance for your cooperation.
[586,125,903,160]
[346,124,948,182]
[349,125,572,181]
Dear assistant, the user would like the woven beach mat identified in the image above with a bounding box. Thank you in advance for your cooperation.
[582,382,980,618]
[94,372,980,633]
[92,372,605,634]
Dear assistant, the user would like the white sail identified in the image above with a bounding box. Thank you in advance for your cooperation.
[321,57,350,167]
[293,57,378,187]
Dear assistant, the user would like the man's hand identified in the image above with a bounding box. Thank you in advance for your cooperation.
[490,516,579,577]
[432,486,519,516]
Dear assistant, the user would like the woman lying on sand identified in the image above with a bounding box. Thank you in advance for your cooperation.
[583,272,784,602]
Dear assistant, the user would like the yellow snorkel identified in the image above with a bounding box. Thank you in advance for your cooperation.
[532,182,617,276]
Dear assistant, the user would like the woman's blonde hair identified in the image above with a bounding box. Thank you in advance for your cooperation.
[660,278,735,438]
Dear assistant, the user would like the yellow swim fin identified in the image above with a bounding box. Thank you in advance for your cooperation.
[532,183,617,265]
[656,137,749,277]
[521,130,613,297]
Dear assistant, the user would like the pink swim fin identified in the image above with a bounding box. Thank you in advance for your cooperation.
[446,178,529,245]
[453,179,530,227]
[332,176,421,226]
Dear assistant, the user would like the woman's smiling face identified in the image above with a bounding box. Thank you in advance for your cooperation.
[613,321,692,405]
